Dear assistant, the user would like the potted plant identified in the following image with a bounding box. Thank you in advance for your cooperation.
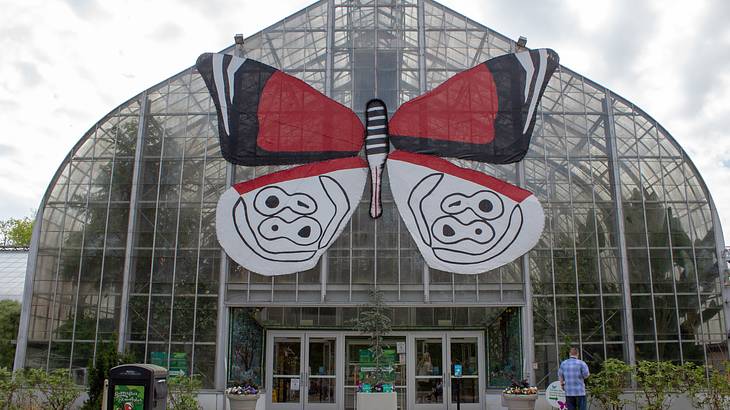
[225,383,260,410]
[501,379,538,410]
[352,289,397,410]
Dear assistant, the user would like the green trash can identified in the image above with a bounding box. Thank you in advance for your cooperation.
[107,364,168,410]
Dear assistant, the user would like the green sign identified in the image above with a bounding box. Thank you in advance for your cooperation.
[150,351,189,376]
[358,348,397,365]
[113,384,145,410]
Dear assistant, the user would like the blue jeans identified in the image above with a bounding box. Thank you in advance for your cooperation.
[566,395,587,410]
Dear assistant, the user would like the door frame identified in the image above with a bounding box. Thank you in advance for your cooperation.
[265,330,485,410]
[407,331,485,410]
[266,331,344,410]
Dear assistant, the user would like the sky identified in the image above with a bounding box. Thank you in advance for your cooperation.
[1,0,729,243]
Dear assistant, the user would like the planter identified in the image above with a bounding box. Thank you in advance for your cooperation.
[356,392,397,410]
[501,393,538,410]
[227,393,260,410]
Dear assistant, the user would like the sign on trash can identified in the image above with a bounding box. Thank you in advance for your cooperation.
[107,364,168,410]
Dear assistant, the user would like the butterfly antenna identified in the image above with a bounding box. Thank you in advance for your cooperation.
[365,99,389,219]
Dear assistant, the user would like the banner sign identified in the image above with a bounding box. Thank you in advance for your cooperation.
[113,384,145,410]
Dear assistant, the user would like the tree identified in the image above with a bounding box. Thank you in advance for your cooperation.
[352,289,393,387]
[80,338,133,410]
[0,217,33,248]
[587,358,633,410]
[0,300,21,368]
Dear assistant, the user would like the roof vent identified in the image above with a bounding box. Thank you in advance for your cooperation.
[517,36,528,50]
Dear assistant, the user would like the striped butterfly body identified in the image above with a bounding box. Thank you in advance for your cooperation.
[196,48,559,276]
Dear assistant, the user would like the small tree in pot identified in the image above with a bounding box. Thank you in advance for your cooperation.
[352,289,396,410]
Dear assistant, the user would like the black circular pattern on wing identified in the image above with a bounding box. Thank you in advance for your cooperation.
[298,226,311,238]
[266,195,279,209]
[443,224,455,237]
[479,199,493,213]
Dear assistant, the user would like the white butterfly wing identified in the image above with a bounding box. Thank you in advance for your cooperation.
[217,157,368,276]
[387,150,544,274]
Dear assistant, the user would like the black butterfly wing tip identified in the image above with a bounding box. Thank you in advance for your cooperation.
[195,52,213,67]
[543,48,560,64]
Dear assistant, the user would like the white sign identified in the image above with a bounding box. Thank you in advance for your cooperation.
[290,378,300,391]
[396,342,406,354]
[545,381,566,408]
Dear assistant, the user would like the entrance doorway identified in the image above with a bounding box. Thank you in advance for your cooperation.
[409,333,484,410]
[266,332,343,410]
[265,331,485,410]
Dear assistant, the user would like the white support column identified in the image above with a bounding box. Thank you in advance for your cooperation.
[215,161,234,391]
[214,37,251,392]
[417,0,427,93]
[603,90,637,366]
[13,211,44,370]
[517,161,535,384]
[710,203,730,354]
[117,91,148,353]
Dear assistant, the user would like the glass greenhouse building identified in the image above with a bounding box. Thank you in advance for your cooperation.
[15,0,730,409]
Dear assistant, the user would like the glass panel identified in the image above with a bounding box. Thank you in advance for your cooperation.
[415,338,443,404]
[450,337,478,403]
[272,337,301,404]
[345,336,406,410]
[307,337,336,404]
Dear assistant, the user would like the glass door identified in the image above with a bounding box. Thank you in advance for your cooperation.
[269,334,303,410]
[447,336,482,410]
[267,332,342,410]
[413,336,445,408]
[305,336,338,409]
[410,332,484,410]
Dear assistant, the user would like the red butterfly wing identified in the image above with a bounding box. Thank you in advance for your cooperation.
[389,48,559,164]
[196,53,363,165]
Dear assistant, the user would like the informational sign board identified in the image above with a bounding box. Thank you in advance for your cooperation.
[291,378,300,391]
[545,381,567,408]
[113,384,145,410]
[150,351,188,376]
[453,364,463,377]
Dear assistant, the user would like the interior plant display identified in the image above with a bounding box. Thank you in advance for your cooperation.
[229,309,264,387]
[225,382,260,410]
[501,379,538,410]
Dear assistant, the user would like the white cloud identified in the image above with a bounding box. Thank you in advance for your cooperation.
[1,0,729,245]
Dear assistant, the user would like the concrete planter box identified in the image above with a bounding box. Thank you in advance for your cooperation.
[356,392,397,410]
[501,393,537,410]
[227,393,260,410]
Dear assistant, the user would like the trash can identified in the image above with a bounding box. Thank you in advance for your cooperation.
[107,364,168,410]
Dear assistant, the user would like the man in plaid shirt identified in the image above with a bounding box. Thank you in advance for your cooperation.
[558,347,590,410]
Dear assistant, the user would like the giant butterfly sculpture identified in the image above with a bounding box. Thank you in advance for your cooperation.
[196,48,559,276]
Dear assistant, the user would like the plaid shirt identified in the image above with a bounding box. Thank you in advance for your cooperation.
[558,357,590,396]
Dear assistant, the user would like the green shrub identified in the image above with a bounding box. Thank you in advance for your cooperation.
[635,360,683,410]
[168,375,202,410]
[26,368,79,410]
[0,368,79,409]
[686,361,730,410]
[587,358,632,410]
